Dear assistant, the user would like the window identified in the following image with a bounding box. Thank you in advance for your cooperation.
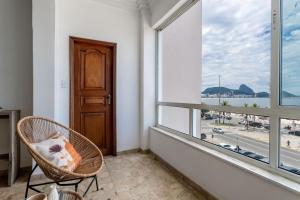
[202,0,271,108]
[158,106,190,134]
[280,0,300,106]
[280,119,300,174]
[156,0,300,181]
[194,110,270,163]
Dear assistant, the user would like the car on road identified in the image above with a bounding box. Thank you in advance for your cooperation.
[280,165,300,175]
[204,114,213,120]
[238,150,254,156]
[263,124,270,130]
[219,143,237,151]
[249,121,263,128]
[238,120,246,125]
[238,150,266,161]
[212,114,219,119]
[288,130,300,136]
[212,128,224,134]
[225,116,232,120]
[247,153,265,160]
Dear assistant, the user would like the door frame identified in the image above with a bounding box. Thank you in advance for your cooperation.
[69,36,117,156]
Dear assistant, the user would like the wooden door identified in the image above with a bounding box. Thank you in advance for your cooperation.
[70,37,116,156]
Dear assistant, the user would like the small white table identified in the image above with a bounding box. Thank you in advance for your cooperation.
[0,109,20,186]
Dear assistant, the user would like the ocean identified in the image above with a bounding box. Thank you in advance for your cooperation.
[201,97,300,108]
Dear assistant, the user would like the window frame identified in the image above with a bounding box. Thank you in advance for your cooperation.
[155,0,300,183]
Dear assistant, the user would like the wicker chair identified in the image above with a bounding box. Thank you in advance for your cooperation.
[17,116,104,199]
[27,191,83,200]
[27,193,47,200]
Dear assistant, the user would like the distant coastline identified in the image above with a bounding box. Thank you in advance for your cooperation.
[201,96,300,98]
[201,97,300,107]
[202,84,297,98]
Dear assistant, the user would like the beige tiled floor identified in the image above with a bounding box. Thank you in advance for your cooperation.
[0,153,207,200]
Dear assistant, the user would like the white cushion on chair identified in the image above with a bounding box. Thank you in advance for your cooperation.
[31,133,81,171]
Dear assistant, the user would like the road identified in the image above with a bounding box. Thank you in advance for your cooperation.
[214,133,300,168]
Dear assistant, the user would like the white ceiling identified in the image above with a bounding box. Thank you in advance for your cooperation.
[90,0,139,11]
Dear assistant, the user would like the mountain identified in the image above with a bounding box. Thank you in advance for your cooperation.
[202,87,233,95]
[202,84,256,96]
[282,91,298,97]
[202,84,298,98]
[239,84,255,95]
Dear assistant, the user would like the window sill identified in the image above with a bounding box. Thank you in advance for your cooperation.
[150,126,300,195]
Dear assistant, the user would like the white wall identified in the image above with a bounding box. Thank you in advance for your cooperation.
[158,2,201,134]
[54,0,140,152]
[159,2,201,103]
[32,0,55,118]
[150,129,300,200]
[138,0,156,150]
[0,0,33,169]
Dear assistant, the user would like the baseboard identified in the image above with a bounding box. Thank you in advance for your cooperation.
[150,151,218,200]
[139,149,151,154]
[116,148,140,155]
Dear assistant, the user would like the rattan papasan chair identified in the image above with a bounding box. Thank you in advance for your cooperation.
[17,116,104,199]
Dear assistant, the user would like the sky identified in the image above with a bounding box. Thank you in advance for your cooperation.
[282,0,300,96]
[203,0,292,95]
[202,0,271,93]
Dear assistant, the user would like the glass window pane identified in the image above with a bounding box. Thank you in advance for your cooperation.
[202,0,271,108]
[280,0,300,106]
[158,106,190,134]
[195,109,270,163]
[158,2,201,103]
[280,119,300,175]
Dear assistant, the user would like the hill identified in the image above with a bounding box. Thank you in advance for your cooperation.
[202,84,297,98]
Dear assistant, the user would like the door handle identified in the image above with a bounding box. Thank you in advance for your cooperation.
[107,94,112,105]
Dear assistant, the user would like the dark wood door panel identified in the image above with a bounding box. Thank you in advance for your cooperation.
[81,97,106,106]
[80,49,106,90]
[81,113,106,147]
[70,37,116,156]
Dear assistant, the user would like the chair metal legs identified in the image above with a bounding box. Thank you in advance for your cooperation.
[83,175,98,197]
[25,164,38,199]
[24,164,99,200]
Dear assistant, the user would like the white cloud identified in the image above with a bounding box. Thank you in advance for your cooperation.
[202,0,271,93]
[282,0,300,96]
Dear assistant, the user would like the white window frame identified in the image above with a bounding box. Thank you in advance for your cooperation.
[155,0,300,183]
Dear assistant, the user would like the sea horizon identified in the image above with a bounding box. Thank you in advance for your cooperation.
[201,97,300,108]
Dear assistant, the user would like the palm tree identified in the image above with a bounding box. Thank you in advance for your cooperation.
[252,103,259,122]
[221,100,230,124]
[201,103,209,118]
[243,103,249,130]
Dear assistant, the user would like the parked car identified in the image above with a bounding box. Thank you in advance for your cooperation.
[212,114,219,119]
[288,131,300,136]
[239,150,255,156]
[263,124,270,130]
[280,165,300,175]
[249,121,263,128]
[238,120,245,125]
[259,157,269,163]
[204,114,213,120]
[225,116,232,120]
[212,128,224,134]
[219,143,237,151]
[236,149,268,161]
[247,153,265,160]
